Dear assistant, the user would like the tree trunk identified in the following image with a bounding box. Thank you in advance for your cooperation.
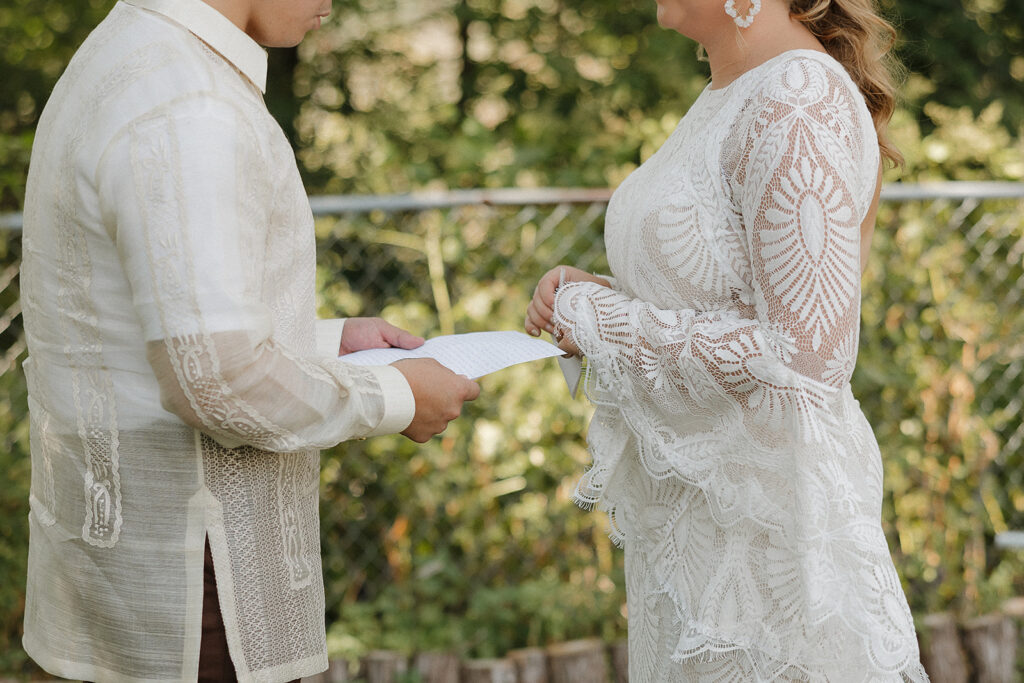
[413,651,460,683]
[609,640,628,683]
[362,650,409,683]
[547,639,607,683]
[918,612,969,683]
[460,658,518,683]
[964,613,1017,683]
[508,647,548,683]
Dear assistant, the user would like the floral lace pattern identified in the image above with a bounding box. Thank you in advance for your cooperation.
[554,52,928,681]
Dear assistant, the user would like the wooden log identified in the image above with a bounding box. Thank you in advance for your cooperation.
[508,647,548,683]
[325,659,352,683]
[461,658,518,683]
[1001,596,1024,620]
[609,640,628,683]
[362,650,409,683]
[302,659,351,682]
[918,612,969,683]
[413,650,460,683]
[1001,598,1024,679]
[547,639,608,683]
[964,613,1017,683]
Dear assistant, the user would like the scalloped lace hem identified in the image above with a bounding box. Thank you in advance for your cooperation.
[631,587,929,682]
[663,637,929,683]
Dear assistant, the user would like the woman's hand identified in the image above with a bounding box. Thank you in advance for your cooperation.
[525,266,610,354]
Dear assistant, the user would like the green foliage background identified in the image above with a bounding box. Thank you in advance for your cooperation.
[2,0,1024,675]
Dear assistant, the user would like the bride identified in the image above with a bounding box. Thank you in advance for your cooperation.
[526,0,928,679]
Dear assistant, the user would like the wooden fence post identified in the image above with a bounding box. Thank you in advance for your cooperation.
[547,639,608,683]
[461,658,518,683]
[609,640,628,683]
[362,650,409,683]
[413,651,460,683]
[1002,597,1024,679]
[508,647,548,683]
[964,613,1017,683]
[918,612,969,683]
[324,659,351,683]
[301,659,350,683]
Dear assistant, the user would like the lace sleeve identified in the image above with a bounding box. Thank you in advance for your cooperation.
[98,95,413,451]
[554,58,876,450]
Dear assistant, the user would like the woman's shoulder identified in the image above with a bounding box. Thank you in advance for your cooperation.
[723,48,876,146]
[720,49,880,209]
[746,49,863,107]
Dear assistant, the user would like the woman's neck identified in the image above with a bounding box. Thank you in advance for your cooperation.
[703,7,825,89]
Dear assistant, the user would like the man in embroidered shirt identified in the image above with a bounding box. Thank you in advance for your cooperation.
[19,0,479,680]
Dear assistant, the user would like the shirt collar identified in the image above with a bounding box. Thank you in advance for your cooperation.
[123,0,268,93]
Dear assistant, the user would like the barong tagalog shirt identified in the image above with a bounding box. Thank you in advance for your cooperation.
[20,1,414,680]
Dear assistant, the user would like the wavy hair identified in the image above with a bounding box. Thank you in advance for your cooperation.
[788,0,904,166]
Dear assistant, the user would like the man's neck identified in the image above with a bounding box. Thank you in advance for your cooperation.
[200,0,254,39]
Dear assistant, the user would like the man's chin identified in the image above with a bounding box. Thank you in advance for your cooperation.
[259,36,305,48]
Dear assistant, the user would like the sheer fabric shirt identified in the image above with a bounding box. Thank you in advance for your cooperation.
[20,1,414,680]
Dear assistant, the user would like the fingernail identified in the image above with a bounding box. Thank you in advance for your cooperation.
[545,324,553,333]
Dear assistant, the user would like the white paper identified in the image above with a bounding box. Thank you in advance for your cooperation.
[339,330,566,379]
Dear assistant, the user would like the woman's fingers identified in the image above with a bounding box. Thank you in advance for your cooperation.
[525,265,579,337]
[525,300,553,336]
[536,269,560,308]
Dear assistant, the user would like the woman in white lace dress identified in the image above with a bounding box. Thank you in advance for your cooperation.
[526,0,928,680]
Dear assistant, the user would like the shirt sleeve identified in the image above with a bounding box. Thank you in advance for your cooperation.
[315,318,347,357]
[98,94,414,450]
[554,58,877,446]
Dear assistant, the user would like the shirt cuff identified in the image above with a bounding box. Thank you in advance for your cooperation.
[315,318,347,357]
[363,364,415,436]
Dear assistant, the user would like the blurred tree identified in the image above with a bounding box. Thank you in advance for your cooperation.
[293,0,709,194]
[893,0,1024,132]
[2,0,1023,207]
[0,0,115,210]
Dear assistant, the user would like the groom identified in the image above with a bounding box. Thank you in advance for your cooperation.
[19,0,479,680]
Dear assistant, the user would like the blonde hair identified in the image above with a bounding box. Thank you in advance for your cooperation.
[788,0,904,166]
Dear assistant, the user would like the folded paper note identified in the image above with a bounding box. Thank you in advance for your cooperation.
[340,330,566,379]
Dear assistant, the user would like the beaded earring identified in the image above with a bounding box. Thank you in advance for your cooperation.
[724,0,762,28]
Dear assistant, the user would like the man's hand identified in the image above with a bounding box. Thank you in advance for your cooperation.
[339,317,424,355]
[391,359,481,443]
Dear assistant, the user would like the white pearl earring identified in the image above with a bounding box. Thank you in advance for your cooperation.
[724,0,762,28]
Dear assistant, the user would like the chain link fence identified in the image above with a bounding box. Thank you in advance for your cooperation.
[1,182,1023,651]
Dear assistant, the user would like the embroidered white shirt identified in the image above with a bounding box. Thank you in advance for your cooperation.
[20,1,414,680]
[554,52,928,680]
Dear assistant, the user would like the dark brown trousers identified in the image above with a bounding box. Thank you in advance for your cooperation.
[198,539,238,682]
[199,539,300,683]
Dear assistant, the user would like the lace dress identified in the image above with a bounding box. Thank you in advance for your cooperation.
[552,51,929,682]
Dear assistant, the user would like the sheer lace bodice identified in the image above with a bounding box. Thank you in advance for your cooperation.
[553,51,927,681]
